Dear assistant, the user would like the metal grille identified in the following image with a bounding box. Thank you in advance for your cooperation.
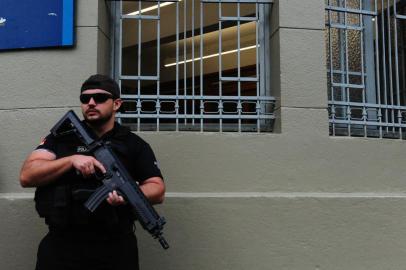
[113,0,274,132]
[326,0,406,139]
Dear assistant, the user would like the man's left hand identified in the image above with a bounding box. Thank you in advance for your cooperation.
[106,190,126,206]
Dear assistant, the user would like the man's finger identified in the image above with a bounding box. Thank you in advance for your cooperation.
[85,165,94,176]
[107,192,115,203]
[93,159,106,174]
[105,191,126,206]
[81,166,90,177]
[107,197,116,205]
[89,165,95,175]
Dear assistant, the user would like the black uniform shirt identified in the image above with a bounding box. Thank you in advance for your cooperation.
[36,121,163,184]
[34,121,163,230]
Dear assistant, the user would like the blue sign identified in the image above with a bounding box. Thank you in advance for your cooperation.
[0,0,74,51]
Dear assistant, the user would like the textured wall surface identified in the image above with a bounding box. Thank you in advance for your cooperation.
[3,196,406,270]
[1,0,406,269]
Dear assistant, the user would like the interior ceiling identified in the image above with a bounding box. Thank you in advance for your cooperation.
[161,22,257,65]
[121,0,257,48]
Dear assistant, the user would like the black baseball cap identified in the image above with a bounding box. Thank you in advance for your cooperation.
[81,74,120,99]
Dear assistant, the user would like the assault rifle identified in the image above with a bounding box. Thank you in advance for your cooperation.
[50,110,169,249]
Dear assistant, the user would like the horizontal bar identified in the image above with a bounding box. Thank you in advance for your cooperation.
[201,0,273,3]
[330,119,406,128]
[328,69,366,76]
[120,75,159,81]
[220,76,258,82]
[397,14,406,20]
[117,113,275,119]
[331,83,365,89]
[116,0,180,2]
[219,16,258,22]
[325,5,377,16]
[121,94,275,101]
[122,14,160,20]
[328,23,363,31]
[329,101,406,110]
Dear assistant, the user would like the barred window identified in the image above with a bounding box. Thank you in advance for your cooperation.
[113,0,275,132]
[326,0,406,139]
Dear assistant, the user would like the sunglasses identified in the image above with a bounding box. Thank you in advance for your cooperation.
[80,93,113,104]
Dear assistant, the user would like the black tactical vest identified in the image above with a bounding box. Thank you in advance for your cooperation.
[34,124,138,230]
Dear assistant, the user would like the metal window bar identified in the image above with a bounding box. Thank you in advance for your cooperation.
[326,0,406,139]
[114,0,274,132]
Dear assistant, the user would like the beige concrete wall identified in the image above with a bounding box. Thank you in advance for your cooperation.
[2,1,406,270]
[0,0,110,193]
[0,1,112,267]
[4,196,406,270]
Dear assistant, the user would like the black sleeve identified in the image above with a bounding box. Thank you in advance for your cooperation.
[133,143,163,183]
[35,133,57,155]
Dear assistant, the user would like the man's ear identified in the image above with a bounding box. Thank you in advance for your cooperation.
[113,98,123,112]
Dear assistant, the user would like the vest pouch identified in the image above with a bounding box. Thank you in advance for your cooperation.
[70,188,119,226]
[47,185,71,227]
[90,201,120,226]
[34,186,53,218]
[70,188,93,225]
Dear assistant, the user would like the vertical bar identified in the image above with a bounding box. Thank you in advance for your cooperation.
[118,79,123,125]
[115,0,122,125]
[360,0,367,137]
[200,0,204,132]
[157,1,161,132]
[387,0,395,133]
[401,15,406,108]
[137,0,142,131]
[112,0,119,80]
[328,0,337,136]
[184,0,187,127]
[393,0,402,138]
[237,1,242,132]
[344,0,352,135]
[401,15,406,109]
[256,3,260,133]
[192,0,195,126]
[176,0,180,131]
[398,12,406,137]
[259,3,270,132]
[219,2,223,132]
[363,0,378,135]
[339,1,347,133]
[374,0,383,138]
[118,1,124,125]
[381,0,389,133]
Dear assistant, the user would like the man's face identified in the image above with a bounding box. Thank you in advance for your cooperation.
[80,89,121,126]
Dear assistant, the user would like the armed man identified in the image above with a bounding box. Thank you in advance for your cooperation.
[20,74,165,270]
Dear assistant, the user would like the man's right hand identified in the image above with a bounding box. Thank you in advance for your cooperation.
[70,155,106,178]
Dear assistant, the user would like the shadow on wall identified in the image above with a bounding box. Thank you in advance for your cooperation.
[0,142,5,189]
[0,198,47,270]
